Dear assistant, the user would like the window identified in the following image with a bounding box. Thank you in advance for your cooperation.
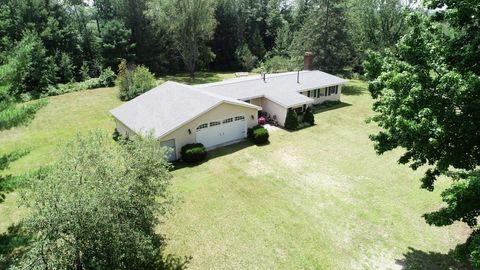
[196,123,208,130]
[307,90,311,97]
[223,118,233,124]
[234,116,245,121]
[210,121,221,127]
[327,85,338,95]
[324,88,328,96]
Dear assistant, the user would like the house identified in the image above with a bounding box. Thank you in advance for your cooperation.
[111,53,348,161]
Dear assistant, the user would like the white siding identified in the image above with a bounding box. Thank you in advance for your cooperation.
[158,103,258,159]
[261,98,288,126]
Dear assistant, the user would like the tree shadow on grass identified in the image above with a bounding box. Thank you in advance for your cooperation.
[0,223,31,269]
[0,223,190,270]
[161,72,230,85]
[342,84,368,96]
[395,247,472,270]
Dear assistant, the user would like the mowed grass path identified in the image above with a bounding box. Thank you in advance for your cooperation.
[0,77,469,269]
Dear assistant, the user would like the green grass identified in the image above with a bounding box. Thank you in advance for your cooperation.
[0,78,470,269]
[158,72,238,85]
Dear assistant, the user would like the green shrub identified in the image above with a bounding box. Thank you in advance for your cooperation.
[251,126,269,144]
[117,60,157,101]
[284,108,299,130]
[98,67,116,87]
[45,68,117,97]
[181,143,207,163]
[303,106,315,125]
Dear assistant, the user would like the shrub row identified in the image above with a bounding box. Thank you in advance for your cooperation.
[45,68,116,97]
[181,143,207,163]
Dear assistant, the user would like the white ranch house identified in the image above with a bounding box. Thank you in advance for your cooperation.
[111,57,347,161]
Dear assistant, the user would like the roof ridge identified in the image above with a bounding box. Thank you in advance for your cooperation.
[196,70,315,88]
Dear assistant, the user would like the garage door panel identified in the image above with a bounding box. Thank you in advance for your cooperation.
[196,115,246,148]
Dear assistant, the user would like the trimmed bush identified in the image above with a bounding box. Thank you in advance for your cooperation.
[248,125,269,145]
[117,60,157,101]
[252,126,269,144]
[303,106,315,125]
[284,108,299,130]
[181,143,207,163]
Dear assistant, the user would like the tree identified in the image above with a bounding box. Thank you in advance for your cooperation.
[235,44,258,71]
[303,106,314,125]
[117,60,157,101]
[100,19,135,69]
[0,49,47,202]
[290,0,352,73]
[147,0,217,79]
[364,7,480,266]
[17,131,174,269]
[348,0,411,71]
[284,108,299,130]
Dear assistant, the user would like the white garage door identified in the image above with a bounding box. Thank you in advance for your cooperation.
[196,115,246,148]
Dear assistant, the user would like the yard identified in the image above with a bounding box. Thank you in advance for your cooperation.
[0,76,469,269]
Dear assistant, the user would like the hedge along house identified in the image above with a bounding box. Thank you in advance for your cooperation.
[111,53,347,161]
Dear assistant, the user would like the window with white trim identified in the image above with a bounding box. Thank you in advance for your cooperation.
[223,118,233,124]
[328,85,338,95]
[196,123,208,130]
[210,121,221,127]
[234,116,245,121]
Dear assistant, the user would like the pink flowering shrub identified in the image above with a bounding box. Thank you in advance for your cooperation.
[258,116,266,125]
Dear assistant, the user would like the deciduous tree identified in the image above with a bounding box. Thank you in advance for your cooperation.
[17,131,174,269]
[364,6,480,266]
[147,0,217,79]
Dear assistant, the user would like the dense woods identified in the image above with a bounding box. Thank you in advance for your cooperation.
[0,0,412,98]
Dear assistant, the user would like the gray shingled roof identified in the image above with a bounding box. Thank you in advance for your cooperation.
[196,70,348,107]
[110,81,260,138]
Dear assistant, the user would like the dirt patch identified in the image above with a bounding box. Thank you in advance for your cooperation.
[245,158,272,177]
[278,151,303,168]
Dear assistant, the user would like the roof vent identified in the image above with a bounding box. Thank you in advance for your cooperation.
[297,71,300,83]
[262,72,266,83]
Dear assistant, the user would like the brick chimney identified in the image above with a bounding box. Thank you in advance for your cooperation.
[303,52,313,70]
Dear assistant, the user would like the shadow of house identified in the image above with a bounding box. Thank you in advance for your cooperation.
[395,247,472,270]
[171,140,256,171]
[311,101,352,114]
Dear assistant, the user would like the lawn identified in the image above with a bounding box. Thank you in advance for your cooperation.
[0,76,469,269]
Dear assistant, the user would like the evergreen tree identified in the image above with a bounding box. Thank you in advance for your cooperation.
[284,108,299,130]
[290,0,352,73]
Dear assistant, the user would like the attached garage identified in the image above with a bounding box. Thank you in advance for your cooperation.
[195,115,246,148]
[111,81,260,161]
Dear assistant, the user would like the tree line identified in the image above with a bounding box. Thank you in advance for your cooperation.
[0,0,412,98]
